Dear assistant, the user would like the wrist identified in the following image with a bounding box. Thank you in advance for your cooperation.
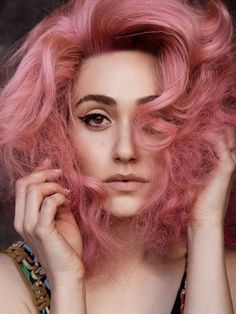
[50,275,86,292]
[187,223,224,247]
[51,279,87,314]
[48,265,86,291]
[53,279,85,289]
[188,219,224,233]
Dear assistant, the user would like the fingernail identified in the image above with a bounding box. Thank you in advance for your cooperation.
[41,158,51,165]
[64,188,71,194]
[53,169,62,173]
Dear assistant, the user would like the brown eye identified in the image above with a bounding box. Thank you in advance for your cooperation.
[78,113,111,127]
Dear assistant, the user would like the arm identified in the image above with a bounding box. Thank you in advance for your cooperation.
[183,129,235,314]
[51,279,87,314]
[0,253,36,314]
[13,158,87,313]
[0,251,88,314]
[226,250,236,311]
[184,225,234,314]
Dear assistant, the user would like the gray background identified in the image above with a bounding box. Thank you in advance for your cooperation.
[0,0,236,249]
[0,0,65,249]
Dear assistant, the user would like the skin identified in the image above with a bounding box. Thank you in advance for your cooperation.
[70,50,159,219]
[69,50,167,267]
[2,50,235,313]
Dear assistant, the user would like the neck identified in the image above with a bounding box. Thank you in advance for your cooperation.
[93,218,188,281]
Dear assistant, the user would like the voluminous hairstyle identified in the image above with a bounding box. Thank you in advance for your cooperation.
[0,0,235,277]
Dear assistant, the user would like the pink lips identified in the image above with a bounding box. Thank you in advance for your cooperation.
[104,174,148,192]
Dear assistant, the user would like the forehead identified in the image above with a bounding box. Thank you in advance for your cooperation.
[75,50,159,101]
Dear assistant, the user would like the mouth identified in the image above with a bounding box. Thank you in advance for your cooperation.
[104,174,148,192]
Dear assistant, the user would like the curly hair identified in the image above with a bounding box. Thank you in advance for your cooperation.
[0,0,235,277]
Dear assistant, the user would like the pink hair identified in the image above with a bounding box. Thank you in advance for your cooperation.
[0,0,235,277]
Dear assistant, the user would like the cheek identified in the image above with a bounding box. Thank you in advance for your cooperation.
[75,136,109,175]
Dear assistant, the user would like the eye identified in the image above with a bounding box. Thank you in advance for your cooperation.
[142,125,163,135]
[78,113,111,128]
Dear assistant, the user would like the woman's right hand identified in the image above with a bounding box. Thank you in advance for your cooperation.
[14,158,85,288]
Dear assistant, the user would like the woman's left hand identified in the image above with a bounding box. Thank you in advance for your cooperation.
[189,127,236,229]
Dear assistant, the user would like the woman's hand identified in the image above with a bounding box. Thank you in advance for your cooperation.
[189,127,236,229]
[14,159,85,288]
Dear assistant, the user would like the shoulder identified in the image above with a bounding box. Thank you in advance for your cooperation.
[225,249,236,312]
[0,252,37,314]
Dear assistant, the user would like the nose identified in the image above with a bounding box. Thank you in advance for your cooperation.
[112,120,139,164]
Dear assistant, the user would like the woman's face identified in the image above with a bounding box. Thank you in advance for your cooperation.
[70,50,159,217]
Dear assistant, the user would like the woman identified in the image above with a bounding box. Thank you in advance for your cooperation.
[0,0,235,313]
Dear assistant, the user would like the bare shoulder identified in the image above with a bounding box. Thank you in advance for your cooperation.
[0,252,37,314]
[225,249,236,312]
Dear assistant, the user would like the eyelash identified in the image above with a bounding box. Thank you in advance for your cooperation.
[78,113,111,128]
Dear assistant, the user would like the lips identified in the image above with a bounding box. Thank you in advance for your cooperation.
[105,173,148,183]
[104,174,148,192]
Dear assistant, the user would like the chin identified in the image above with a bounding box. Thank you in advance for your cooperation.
[103,195,142,218]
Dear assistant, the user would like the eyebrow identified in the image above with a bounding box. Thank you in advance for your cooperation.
[75,94,159,107]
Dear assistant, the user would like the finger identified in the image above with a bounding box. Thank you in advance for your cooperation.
[23,183,70,238]
[224,127,236,164]
[224,126,236,150]
[34,193,69,238]
[32,158,52,172]
[14,169,63,237]
[213,136,235,175]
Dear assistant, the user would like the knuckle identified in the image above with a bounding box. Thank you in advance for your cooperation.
[27,183,40,194]
[30,171,43,180]
[219,155,235,174]
[23,225,34,236]
[34,225,46,239]
[46,182,59,192]
[57,194,67,204]
[53,183,63,190]
[43,197,55,207]
[42,193,66,207]
[224,161,235,174]
[15,178,27,191]
[13,222,23,235]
